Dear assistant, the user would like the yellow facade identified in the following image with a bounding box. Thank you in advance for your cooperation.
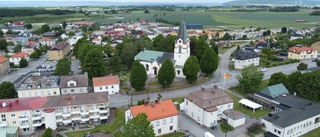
[0,59,10,75]
[48,44,71,61]
[0,110,30,127]
[18,87,61,98]
[288,50,318,60]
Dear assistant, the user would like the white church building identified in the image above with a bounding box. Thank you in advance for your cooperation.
[134,20,190,77]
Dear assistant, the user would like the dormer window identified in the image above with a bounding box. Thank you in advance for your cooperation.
[67,80,77,87]
[179,40,182,43]
[293,50,296,53]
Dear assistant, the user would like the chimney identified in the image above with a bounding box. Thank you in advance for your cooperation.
[155,100,159,103]
[144,100,149,105]
[201,85,205,91]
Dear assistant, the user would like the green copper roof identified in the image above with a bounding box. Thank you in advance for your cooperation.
[177,19,188,42]
[259,83,289,99]
[134,50,164,62]
[0,126,19,137]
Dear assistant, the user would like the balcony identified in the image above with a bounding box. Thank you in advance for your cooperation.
[81,110,89,116]
[31,114,42,120]
[62,112,71,117]
[56,116,63,122]
[81,116,90,122]
[62,118,72,124]
[99,108,109,114]
[0,121,7,127]
[32,120,42,127]
[20,123,30,128]
[56,111,62,116]
[89,114,99,119]
[71,114,81,121]
[71,110,81,115]
[19,116,29,121]
[100,114,108,120]
[89,109,99,113]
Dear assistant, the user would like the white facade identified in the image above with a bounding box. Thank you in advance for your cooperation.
[39,39,55,46]
[183,99,233,127]
[234,57,260,69]
[18,87,60,98]
[228,117,245,128]
[125,110,179,136]
[9,55,30,66]
[94,84,119,95]
[174,38,190,67]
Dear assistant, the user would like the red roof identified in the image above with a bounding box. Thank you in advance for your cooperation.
[289,46,317,54]
[0,57,9,63]
[129,100,179,121]
[11,21,25,26]
[39,37,54,41]
[11,52,28,58]
[93,75,120,87]
[92,38,101,41]
[74,22,95,26]
[27,41,38,45]
[0,97,47,113]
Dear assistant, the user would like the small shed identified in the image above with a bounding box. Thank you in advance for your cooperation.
[223,110,246,128]
[239,99,262,113]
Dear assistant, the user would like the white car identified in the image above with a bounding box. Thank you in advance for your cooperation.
[261,68,268,72]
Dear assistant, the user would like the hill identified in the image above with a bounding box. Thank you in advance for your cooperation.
[223,0,320,6]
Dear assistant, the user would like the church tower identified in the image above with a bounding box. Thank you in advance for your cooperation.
[174,19,190,66]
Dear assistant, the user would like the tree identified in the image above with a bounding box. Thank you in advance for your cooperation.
[62,21,67,29]
[130,60,147,91]
[0,39,8,52]
[0,30,3,37]
[281,27,287,34]
[266,30,271,35]
[123,113,155,137]
[285,71,303,94]
[221,33,232,40]
[194,39,209,61]
[108,52,127,74]
[41,24,51,33]
[82,48,108,79]
[211,44,219,55]
[268,72,287,86]
[157,59,175,88]
[297,63,308,71]
[183,56,200,83]
[53,58,72,76]
[102,44,114,57]
[24,23,32,29]
[81,25,88,32]
[35,48,42,56]
[42,128,53,137]
[144,10,150,13]
[78,43,94,64]
[152,34,165,51]
[200,47,218,76]
[19,58,28,68]
[29,52,39,60]
[120,42,138,68]
[0,82,17,99]
[237,65,264,93]
[317,60,320,67]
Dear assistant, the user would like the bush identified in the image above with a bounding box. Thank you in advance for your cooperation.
[265,61,270,66]
[267,65,272,67]
[246,122,263,135]
[137,99,145,105]
[285,61,290,64]
[268,55,278,61]
[220,123,234,132]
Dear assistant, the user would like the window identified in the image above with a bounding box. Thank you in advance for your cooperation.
[179,46,181,53]
[1,114,6,122]
[64,90,67,93]
[100,104,104,106]
[146,64,149,71]
[106,86,108,89]
[71,89,74,92]
[192,112,194,117]
[111,86,114,89]
[47,91,50,95]
[170,117,173,123]
[186,101,188,105]
[12,121,16,125]
[53,92,57,95]
[73,107,77,109]
[198,116,200,121]
[170,126,173,131]
[163,119,166,125]
[156,121,160,126]
[158,129,161,134]
[100,87,102,90]
[28,92,31,97]
[11,114,15,118]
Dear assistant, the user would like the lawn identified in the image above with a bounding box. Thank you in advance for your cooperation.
[302,128,320,137]
[160,132,185,137]
[65,108,125,137]
[171,97,184,104]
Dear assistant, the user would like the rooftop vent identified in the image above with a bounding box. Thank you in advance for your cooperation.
[1,102,6,107]
[155,100,159,103]
[151,103,155,107]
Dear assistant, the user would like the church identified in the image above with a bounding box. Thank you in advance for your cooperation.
[134,20,190,77]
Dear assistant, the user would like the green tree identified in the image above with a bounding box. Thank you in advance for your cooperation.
[0,30,3,37]
[102,44,114,57]
[0,82,17,99]
[19,58,28,68]
[183,56,200,83]
[130,60,147,91]
[78,43,94,64]
[72,37,89,56]
[0,39,8,52]
[82,48,108,79]
[123,113,155,137]
[108,52,127,74]
[268,72,287,86]
[211,44,219,55]
[152,34,165,51]
[53,58,72,76]
[221,33,232,40]
[42,128,53,137]
[237,65,264,93]
[41,24,51,33]
[162,34,177,52]
[144,10,150,13]
[158,59,175,88]
[35,48,42,56]
[200,47,218,76]
[317,60,320,67]
[29,52,39,60]
[24,23,33,29]
[120,42,138,68]
[194,39,209,61]
[237,45,240,51]
[284,71,303,94]
[297,63,308,71]
[81,25,88,32]
[62,21,67,29]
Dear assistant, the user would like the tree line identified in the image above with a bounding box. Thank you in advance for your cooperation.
[310,11,320,16]
[0,8,76,17]
[269,7,299,12]
[155,18,180,26]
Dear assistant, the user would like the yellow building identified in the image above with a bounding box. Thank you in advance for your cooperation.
[48,41,71,61]
[288,46,318,60]
[0,57,10,75]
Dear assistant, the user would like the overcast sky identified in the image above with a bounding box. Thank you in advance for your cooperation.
[0,0,234,3]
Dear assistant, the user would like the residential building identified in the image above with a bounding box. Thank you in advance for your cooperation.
[0,126,19,137]
[16,72,60,98]
[13,37,28,46]
[92,38,101,45]
[48,41,71,60]
[39,37,55,47]
[135,19,190,77]
[60,74,89,95]
[22,45,37,55]
[9,52,29,66]
[43,31,55,38]
[0,92,109,133]
[234,50,260,69]
[93,75,120,95]
[60,33,68,39]
[9,21,25,27]
[288,46,318,59]
[125,100,179,136]
[73,21,96,26]
[183,86,234,128]
[0,57,10,75]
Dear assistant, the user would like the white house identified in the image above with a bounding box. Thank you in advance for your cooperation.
[92,75,120,95]
[60,33,68,39]
[222,109,246,128]
[184,86,234,128]
[125,100,179,136]
[234,50,260,69]
[9,52,29,66]
[59,74,89,95]
[135,19,190,77]
[39,37,55,47]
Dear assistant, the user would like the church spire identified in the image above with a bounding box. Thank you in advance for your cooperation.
[177,19,188,42]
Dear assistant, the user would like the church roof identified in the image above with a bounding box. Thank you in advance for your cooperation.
[177,19,188,43]
[134,50,175,64]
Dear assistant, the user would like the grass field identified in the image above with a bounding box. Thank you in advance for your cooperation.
[302,128,320,137]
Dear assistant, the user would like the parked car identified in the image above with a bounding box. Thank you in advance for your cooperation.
[312,58,318,62]
[261,68,268,72]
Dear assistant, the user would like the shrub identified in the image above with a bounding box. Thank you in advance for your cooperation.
[246,122,263,135]
[268,55,278,61]
[265,61,270,65]
[221,123,234,132]
[137,99,145,105]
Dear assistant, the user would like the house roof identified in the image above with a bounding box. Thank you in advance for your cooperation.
[288,46,317,54]
[39,37,54,41]
[185,87,233,110]
[234,50,260,60]
[223,110,246,120]
[129,100,179,121]
[0,97,47,113]
[0,57,9,63]
[11,52,28,58]
[259,83,289,99]
[177,19,188,42]
[93,75,120,87]
[134,50,164,62]
[50,41,70,51]
[59,74,88,88]
[0,126,19,135]
[43,92,109,108]
[92,38,101,41]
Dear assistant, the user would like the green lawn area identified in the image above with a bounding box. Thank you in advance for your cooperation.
[113,130,123,137]
[171,97,184,104]
[160,132,185,137]
[302,128,320,137]
[65,108,125,137]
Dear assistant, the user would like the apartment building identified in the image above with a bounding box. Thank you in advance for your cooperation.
[0,92,109,133]
[16,72,60,98]
[39,37,55,47]
[125,100,179,136]
[288,46,318,60]
[60,74,89,95]
[9,52,29,66]
[234,50,260,69]
[48,41,71,61]
[93,75,120,94]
